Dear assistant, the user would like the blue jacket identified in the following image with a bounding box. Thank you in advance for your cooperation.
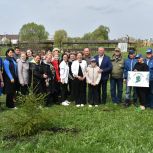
[94,55,112,80]
[124,56,137,79]
[144,57,153,81]
[0,57,3,71]
[3,57,17,81]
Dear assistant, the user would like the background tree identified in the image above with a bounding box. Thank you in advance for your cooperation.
[19,22,49,42]
[54,30,68,47]
[82,25,110,41]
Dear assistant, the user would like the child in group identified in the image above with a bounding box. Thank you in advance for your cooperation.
[86,57,101,107]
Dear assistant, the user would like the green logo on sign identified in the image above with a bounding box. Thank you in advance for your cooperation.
[136,75,141,83]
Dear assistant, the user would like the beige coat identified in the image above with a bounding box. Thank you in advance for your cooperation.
[86,65,101,85]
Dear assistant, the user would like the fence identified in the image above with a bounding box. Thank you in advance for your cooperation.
[0,40,136,54]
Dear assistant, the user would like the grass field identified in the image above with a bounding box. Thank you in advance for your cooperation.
[1,102,153,153]
[1,47,153,153]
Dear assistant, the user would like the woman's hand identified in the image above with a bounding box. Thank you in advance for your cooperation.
[61,79,65,84]
[11,79,14,83]
[43,74,48,79]
[1,82,4,87]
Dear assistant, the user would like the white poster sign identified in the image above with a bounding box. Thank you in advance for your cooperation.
[127,71,149,87]
[118,43,128,52]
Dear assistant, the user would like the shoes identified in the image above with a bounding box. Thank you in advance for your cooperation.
[76,104,81,107]
[65,100,71,104]
[88,105,92,108]
[62,101,69,106]
[13,107,18,110]
[80,104,84,107]
[95,105,98,107]
[124,99,131,107]
[140,105,145,110]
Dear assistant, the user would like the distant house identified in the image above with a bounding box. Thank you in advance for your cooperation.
[0,34,19,44]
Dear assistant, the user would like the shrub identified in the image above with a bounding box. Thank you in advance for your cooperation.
[1,89,51,138]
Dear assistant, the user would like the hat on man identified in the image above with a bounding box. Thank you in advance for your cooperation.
[115,47,121,52]
[129,49,135,54]
[146,48,153,54]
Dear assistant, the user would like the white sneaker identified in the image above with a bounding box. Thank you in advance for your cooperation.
[13,107,18,110]
[62,102,69,106]
[89,105,92,108]
[95,105,98,107]
[76,104,80,107]
[65,100,71,104]
[140,105,145,110]
[81,104,84,107]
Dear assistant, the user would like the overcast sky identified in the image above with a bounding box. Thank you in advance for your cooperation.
[0,0,153,39]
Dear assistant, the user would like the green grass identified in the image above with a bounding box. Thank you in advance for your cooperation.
[1,103,153,153]
[0,47,153,153]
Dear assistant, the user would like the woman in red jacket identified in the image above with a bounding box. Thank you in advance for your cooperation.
[51,54,61,103]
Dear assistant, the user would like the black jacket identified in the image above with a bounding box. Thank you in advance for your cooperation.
[3,57,18,94]
[29,62,45,94]
[41,62,56,94]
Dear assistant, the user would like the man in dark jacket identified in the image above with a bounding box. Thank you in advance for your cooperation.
[95,47,112,104]
[124,50,137,107]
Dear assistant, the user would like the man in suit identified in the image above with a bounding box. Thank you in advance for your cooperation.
[95,47,112,104]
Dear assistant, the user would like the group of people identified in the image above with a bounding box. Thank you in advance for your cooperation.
[0,46,153,110]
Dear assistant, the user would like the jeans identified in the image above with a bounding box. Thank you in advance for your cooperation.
[110,78,123,103]
[125,83,137,102]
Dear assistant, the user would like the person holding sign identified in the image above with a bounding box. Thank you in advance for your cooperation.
[133,54,149,110]
[124,50,137,107]
[144,48,153,108]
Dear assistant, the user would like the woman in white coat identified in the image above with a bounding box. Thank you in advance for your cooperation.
[17,52,29,95]
[71,52,87,107]
[59,54,70,106]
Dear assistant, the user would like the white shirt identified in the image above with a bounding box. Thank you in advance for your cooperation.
[99,55,104,66]
[71,60,87,77]
[59,61,69,84]
[146,59,150,65]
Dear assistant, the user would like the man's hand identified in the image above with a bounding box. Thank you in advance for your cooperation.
[123,79,127,84]
[98,69,103,73]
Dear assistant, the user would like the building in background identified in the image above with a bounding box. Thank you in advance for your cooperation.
[0,34,19,45]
